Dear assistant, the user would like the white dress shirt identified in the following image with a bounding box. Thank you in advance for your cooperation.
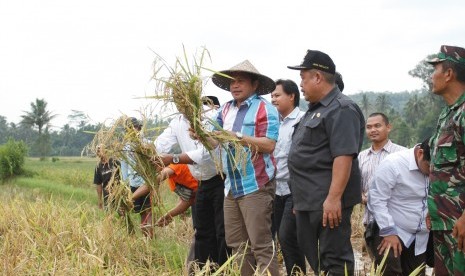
[367,147,430,255]
[275,107,304,196]
[155,113,218,181]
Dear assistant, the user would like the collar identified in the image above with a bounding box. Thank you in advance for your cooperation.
[369,140,394,154]
[450,92,465,109]
[308,86,340,110]
[408,146,419,171]
[282,107,301,121]
[231,93,258,107]
[439,92,465,120]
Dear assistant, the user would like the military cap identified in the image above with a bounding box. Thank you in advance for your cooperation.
[427,45,465,65]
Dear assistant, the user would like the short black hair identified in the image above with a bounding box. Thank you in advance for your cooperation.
[442,60,465,83]
[419,137,431,161]
[275,79,300,107]
[368,112,389,125]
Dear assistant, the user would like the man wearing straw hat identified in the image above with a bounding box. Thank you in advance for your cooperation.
[287,50,365,275]
[203,60,280,275]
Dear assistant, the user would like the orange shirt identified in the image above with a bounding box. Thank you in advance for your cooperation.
[167,164,198,192]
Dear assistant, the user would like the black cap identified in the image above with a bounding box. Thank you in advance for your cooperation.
[335,72,344,92]
[288,50,336,74]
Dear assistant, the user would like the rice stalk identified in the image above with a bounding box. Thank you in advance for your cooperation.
[83,115,165,234]
[149,46,249,178]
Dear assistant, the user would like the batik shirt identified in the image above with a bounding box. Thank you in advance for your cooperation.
[429,92,465,230]
[216,94,279,198]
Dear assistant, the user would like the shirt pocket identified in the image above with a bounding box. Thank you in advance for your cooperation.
[304,118,326,146]
[435,131,458,167]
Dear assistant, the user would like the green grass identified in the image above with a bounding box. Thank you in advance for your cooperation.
[12,177,96,204]
[24,157,95,188]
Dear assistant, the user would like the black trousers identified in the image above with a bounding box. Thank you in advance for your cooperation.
[365,221,427,276]
[296,207,355,276]
[273,194,306,275]
[194,174,230,266]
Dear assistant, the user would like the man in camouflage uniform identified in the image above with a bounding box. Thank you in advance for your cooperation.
[427,45,465,275]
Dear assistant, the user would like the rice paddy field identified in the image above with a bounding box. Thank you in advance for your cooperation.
[0,157,378,275]
[0,157,193,275]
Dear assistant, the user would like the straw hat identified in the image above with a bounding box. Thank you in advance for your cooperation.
[212,60,276,95]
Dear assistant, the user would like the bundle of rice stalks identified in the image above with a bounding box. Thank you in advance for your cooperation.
[150,46,248,175]
[83,115,165,229]
[107,178,136,234]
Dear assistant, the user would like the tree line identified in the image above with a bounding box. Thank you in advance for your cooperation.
[0,54,441,157]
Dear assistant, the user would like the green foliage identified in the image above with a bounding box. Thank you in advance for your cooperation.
[408,54,435,91]
[351,89,444,148]
[0,139,28,181]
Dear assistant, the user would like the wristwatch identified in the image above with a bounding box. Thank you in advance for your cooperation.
[235,132,243,140]
[172,154,180,164]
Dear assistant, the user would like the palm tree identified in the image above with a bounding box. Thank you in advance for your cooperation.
[360,94,371,118]
[20,98,56,135]
[375,94,390,114]
[21,98,56,158]
[404,94,422,127]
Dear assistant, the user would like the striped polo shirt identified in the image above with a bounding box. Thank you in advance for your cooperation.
[216,94,279,198]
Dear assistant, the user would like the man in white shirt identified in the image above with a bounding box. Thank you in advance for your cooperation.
[358,112,406,260]
[155,96,229,268]
[367,139,431,275]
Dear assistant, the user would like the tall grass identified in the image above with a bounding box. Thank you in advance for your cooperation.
[0,191,191,274]
[1,158,191,275]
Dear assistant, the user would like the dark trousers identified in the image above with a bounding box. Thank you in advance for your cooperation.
[296,207,354,276]
[365,221,427,276]
[194,174,230,266]
[273,194,306,275]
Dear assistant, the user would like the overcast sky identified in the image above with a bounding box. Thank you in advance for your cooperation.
[1,0,464,129]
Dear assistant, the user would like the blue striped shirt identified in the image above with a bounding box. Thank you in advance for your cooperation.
[216,94,279,198]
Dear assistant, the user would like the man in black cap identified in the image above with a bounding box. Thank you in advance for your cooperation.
[426,45,465,275]
[287,50,365,275]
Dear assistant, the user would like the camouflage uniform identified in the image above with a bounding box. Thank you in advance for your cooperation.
[428,45,465,275]
[428,93,465,274]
